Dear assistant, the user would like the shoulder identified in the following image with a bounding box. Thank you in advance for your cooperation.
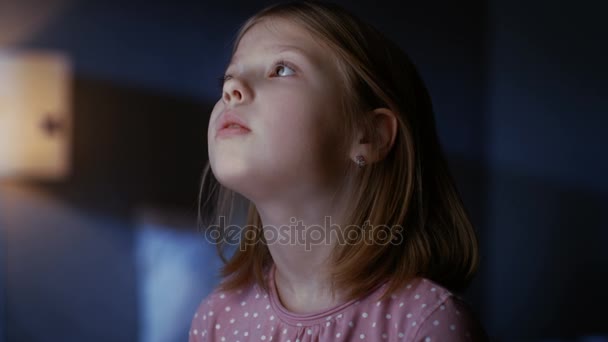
[188,284,261,341]
[188,289,219,341]
[403,278,489,341]
[372,277,488,341]
[379,277,453,318]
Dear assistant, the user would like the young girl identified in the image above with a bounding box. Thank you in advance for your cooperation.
[191,1,488,341]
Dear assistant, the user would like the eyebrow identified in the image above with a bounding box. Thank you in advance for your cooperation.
[229,44,315,67]
[271,44,309,57]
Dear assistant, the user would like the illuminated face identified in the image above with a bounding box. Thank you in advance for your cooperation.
[207,17,348,203]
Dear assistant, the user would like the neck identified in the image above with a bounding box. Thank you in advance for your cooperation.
[254,195,349,313]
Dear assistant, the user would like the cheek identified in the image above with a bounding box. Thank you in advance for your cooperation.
[268,86,339,128]
[262,101,343,164]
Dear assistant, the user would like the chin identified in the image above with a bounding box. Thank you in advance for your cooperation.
[214,168,277,205]
[211,159,252,191]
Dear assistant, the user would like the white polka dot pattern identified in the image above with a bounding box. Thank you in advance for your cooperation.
[188,266,487,341]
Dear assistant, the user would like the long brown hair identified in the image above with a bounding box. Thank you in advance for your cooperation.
[198,0,480,302]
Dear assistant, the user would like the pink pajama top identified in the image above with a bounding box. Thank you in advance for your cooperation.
[189,264,488,341]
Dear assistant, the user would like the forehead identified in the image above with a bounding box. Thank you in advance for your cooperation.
[231,17,327,66]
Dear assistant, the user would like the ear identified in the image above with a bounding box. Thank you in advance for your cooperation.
[350,108,398,164]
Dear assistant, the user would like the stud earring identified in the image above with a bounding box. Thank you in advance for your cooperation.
[355,154,366,168]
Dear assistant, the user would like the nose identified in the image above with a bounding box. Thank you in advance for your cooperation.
[222,77,251,105]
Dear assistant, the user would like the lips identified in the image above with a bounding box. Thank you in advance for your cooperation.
[216,111,251,138]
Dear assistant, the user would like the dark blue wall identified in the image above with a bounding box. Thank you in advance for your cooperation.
[486,0,608,338]
[0,0,606,341]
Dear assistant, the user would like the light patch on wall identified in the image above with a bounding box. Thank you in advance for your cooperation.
[0,50,72,180]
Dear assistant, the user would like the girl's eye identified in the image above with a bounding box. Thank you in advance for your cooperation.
[217,74,232,90]
[273,62,296,77]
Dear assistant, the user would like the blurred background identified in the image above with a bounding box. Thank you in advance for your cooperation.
[0,0,606,341]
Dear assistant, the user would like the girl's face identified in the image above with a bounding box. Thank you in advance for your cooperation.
[208,17,348,203]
